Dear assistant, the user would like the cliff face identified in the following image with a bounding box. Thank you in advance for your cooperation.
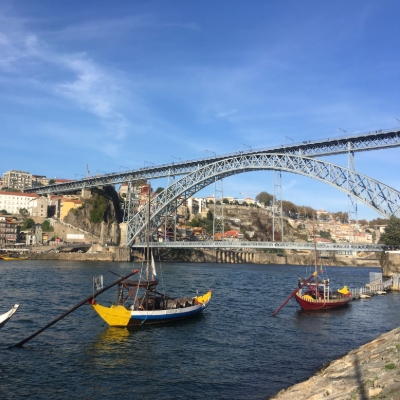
[64,187,123,245]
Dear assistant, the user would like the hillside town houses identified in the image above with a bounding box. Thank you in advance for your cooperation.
[0,169,381,247]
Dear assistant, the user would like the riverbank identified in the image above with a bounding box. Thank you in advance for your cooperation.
[269,325,400,399]
[7,246,383,267]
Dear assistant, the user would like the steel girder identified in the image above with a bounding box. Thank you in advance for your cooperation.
[24,129,400,195]
[126,153,400,246]
[131,241,384,252]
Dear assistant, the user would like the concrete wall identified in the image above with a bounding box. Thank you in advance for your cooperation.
[381,251,400,276]
[28,246,130,262]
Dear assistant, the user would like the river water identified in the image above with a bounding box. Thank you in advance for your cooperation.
[1,260,399,400]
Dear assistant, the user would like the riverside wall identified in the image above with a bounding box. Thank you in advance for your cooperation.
[27,246,131,262]
[156,249,382,268]
[269,326,400,399]
[24,247,388,268]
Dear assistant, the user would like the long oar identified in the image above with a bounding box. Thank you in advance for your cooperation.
[9,269,139,349]
[272,273,315,316]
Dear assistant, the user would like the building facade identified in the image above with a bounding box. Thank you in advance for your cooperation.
[0,191,38,215]
[28,196,49,218]
[0,215,20,243]
[3,170,32,190]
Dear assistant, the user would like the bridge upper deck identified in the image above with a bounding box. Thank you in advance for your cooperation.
[24,128,400,195]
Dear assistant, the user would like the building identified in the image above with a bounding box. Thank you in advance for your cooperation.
[32,175,50,187]
[0,215,20,244]
[60,198,83,220]
[28,196,49,218]
[118,183,128,198]
[0,191,39,215]
[3,170,32,190]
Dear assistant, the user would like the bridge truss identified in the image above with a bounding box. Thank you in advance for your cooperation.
[126,153,400,246]
[25,129,400,195]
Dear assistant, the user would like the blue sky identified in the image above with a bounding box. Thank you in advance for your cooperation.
[1,0,400,220]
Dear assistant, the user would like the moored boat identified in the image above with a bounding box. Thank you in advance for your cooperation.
[2,256,28,261]
[91,186,212,327]
[273,217,352,315]
[295,279,352,310]
[0,304,19,329]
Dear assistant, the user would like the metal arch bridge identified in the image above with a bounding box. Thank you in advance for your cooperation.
[24,128,400,194]
[126,153,400,246]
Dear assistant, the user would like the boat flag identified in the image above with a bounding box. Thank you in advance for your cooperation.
[151,252,157,278]
[93,275,103,291]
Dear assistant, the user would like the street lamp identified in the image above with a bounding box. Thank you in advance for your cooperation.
[337,127,347,135]
[241,143,252,151]
[119,165,129,171]
[284,136,293,144]
[144,161,155,167]
[75,173,85,180]
[171,156,182,162]
[205,149,216,157]
[96,170,106,175]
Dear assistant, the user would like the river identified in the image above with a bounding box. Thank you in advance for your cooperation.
[1,260,399,400]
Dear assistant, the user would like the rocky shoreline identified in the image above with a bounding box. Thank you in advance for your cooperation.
[268,326,400,400]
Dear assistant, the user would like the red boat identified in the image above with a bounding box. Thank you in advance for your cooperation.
[272,218,352,316]
[295,277,352,311]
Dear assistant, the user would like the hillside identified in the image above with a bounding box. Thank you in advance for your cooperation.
[63,186,123,245]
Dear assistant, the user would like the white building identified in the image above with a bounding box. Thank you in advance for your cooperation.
[0,191,38,215]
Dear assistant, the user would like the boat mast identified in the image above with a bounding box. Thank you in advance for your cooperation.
[312,214,318,288]
[146,186,151,282]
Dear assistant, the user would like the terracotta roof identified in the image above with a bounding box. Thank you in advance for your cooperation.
[0,191,38,197]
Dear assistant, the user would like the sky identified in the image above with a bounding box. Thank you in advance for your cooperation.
[1,0,400,221]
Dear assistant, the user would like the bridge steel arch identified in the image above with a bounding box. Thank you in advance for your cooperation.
[126,153,400,246]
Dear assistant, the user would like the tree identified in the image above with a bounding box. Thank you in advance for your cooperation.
[369,217,388,226]
[41,220,54,232]
[89,193,109,223]
[21,218,35,230]
[281,200,297,216]
[332,211,348,223]
[256,191,273,206]
[48,179,56,185]
[155,187,164,194]
[380,216,400,246]
[222,198,229,204]
[0,209,9,215]
[19,208,29,218]
[318,213,330,221]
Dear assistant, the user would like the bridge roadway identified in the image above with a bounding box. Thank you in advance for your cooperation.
[131,241,385,252]
[24,128,400,195]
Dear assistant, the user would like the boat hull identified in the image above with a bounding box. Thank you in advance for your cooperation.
[0,304,19,329]
[128,303,209,326]
[295,293,352,311]
[92,290,212,327]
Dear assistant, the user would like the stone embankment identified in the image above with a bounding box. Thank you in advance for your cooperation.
[269,326,400,400]
[27,246,131,262]
[158,249,381,267]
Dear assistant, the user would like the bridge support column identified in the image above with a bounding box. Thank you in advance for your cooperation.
[100,221,106,246]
